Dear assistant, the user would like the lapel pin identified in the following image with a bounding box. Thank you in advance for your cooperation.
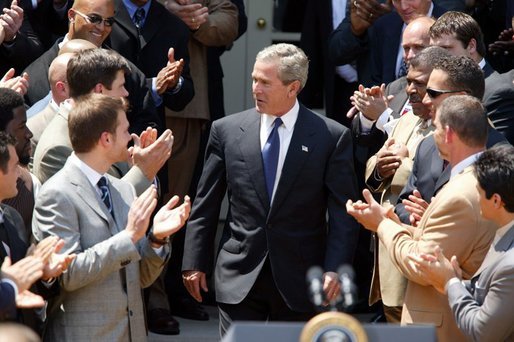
[302,145,309,152]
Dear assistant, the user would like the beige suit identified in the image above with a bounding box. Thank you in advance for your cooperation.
[27,102,58,155]
[378,167,496,341]
[365,111,433,308]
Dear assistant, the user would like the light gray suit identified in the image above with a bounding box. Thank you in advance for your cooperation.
[33,158,168,341]
[447,225,514,341]
[31,104,151,195]
[27,101,58,156]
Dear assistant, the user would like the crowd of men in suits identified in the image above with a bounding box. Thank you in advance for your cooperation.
[0,0,514,341]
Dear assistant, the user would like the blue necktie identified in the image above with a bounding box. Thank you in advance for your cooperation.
[133,7,146,29]
[98,176,115,220]
[262,118,282,202]
[398,57,408,78]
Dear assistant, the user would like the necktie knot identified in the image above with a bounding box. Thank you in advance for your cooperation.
[98,176,115,219]
[134,7,146,28]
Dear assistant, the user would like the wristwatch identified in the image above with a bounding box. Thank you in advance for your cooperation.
[148,230,170,246]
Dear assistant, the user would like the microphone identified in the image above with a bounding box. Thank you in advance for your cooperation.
[338,264,357,311]
[306,266,325,308]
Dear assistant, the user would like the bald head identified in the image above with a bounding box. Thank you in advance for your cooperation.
[402,16,436,63]
[48,53,74,105]
[68,0,115,46]
[59,39,97,55]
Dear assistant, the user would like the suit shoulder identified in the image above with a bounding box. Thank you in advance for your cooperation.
[1,204,24,226]
[302,107,347,135]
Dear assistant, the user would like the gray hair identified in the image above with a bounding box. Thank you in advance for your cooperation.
[256,43,308,90]
[409,46,451,71]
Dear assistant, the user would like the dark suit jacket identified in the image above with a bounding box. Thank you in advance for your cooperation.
[395,127,509,223]
[299,0,356,126]
[22,39,161,134]
[0,0,44,76]
[329,5,446,87]
[0,281,16,321]
[106,0,194,113]
[182,105,360,312]
[484,70,514,145]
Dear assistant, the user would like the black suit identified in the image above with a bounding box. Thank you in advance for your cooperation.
[299,0,357,127]
[106,0,194,113]
[395,127,509,223]
[484,70,514,145]
[0,282,16,321]
[22,40,161,135]
[329,5,446,87]
[183,105,360,313]
[0,0,44,76]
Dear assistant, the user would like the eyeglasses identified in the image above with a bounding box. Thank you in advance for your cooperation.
[425,88,464,99]
[74,10,115,27]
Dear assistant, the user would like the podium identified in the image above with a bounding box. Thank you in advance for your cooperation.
[222,322,436,342]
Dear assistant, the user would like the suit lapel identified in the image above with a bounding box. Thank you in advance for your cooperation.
[114,0,140,44]
[67,162,115,230]
[238,111,269,211]
[139,1,161,50]
[269,106,317,217]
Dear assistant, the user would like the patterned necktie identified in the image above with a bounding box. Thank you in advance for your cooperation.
[398,57,408,78]
[0,221,9,259]
[133,7,146,29]
[98,176,115,220]
[262,118,283,202]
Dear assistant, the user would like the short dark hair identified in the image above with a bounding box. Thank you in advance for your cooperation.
[474,144,514,212]
[429,11,486,57]
[433,55,485,99]
[67,48,130,98]
[0,89,24,131]
[409,46,451,71]
[0,132,16,174]
[68,94,128,153]
[438,95,487,148]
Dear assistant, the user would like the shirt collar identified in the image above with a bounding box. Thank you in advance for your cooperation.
[450,152,482,179]
[478,58,486,70]
[69,152,105,189]
[122,0,152,22]
[261,100,299,133]
[0,206,4,224]
[495,220,514,244]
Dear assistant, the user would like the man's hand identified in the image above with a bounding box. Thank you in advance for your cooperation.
[16,290,45,308]
[488,28,514,56]
[0,0,23,42]
[0,68,29,95]
[129,128,173,180]
[182,270,208,302]
[125,185,158,243]
[164,0,209,30]
[322,271,340,305]
[407,245,462,294]
[1,256,43,293]
[350,0,392,36]
[155,48,185,94]
[152,195,191,239]
[40,239,76,281]
[375,138,403,179]
[402,189,430,227]
[353,84,391,121]
[346,189,392,232]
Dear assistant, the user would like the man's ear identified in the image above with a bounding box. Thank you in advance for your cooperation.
[99,131,111,148]
[94,83,104,94]
[287,80,301,98]
[444,125,453,144]
[466,38,477,55]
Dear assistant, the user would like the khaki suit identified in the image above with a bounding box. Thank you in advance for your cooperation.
[365,111,433,309]
[378,167,496,341]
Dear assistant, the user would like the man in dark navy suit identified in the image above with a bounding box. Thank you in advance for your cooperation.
[182,44,360,335]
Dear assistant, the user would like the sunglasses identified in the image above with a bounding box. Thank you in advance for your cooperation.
[425,88,464,99]
[74,10,115,27]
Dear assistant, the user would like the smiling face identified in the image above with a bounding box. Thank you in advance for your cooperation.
[68,0,115,47]
[5,106,32,165]
[251,60,297,116]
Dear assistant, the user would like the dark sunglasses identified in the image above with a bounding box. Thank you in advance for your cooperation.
[74,10,115,27]
[426,87,464,99]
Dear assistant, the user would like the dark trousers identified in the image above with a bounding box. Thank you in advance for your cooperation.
[218,259,315,337]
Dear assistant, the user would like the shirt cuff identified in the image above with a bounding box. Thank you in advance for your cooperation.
[359,112,375,133]
[151,77,163,107]
[445,277,461,293]
[375,108,394,132]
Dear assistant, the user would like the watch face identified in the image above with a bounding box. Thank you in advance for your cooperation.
[300,312,368,342]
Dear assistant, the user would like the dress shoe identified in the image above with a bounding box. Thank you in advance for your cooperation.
[170,297,209,321]
[147,308,180,335]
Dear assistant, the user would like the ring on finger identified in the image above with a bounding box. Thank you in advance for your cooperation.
[369,13,373,19]
[192,16,196,23]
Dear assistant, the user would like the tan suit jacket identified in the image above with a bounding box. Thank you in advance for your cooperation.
[27,102,58,155]
[378,167,496,341]
[365,111,433,307]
